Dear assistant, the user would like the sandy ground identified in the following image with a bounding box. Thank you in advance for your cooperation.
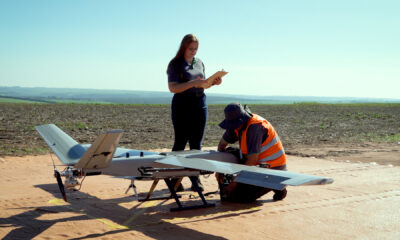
[0,148,399,240]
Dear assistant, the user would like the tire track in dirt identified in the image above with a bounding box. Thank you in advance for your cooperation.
[0,163,390,183]
[301,164,394,175]
[0,185,166,209]
[0,175,52,183]
[1,164,398,210]
[166,189,400,225]
[122,189,400,227]
[4,188,398,218]
[2,187,399,234]
[0,195,60,208]
[262,189,400,215]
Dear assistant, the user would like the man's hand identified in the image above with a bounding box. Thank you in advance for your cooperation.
[245,153,260,166]
[218,138,229,152]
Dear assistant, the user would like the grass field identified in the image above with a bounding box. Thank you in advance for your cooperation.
[1,103,399,156]
[0,97,40,103]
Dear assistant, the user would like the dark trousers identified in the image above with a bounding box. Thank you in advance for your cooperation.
[219,162,288,203]
[219,183,272,203]
[171,93,207,151]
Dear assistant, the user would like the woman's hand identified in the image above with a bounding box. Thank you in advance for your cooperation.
[205,76,222,89]
[168,77,219,93]
[193,79,211,89]
[213,76,222,85]
[168,80,207,93]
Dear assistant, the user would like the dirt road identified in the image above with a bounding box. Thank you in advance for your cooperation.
[1,151,399,240]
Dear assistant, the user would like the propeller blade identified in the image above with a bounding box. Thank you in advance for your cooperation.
[54,170,67,202]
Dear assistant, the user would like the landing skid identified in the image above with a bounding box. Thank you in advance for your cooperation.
[139,177,215,212]
[137,179,182,202]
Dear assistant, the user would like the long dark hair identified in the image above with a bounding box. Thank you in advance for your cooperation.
[167,34,199,73]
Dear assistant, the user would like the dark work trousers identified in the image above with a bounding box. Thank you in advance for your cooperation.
[171,93,208,151]
[219,164,288,203]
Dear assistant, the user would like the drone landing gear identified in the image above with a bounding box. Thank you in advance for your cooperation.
[125,179,138,200]
[138,177,215,212]
[169,176,215,212]
[136,179,182,202]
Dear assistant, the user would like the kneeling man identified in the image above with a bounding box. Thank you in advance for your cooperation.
[217,103,287,202]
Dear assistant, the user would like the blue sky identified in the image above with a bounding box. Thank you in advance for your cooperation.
[0,0,399,99]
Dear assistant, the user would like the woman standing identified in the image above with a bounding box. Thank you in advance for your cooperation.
[167,34,221,191]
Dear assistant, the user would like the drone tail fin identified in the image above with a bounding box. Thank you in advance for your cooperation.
[74,129,123,169]
[36,124,123,169]
[35,124,85,165]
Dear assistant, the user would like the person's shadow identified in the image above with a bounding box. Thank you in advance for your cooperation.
[1,183,266,240]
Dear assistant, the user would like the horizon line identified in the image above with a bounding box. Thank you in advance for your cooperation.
[1,85,399,101]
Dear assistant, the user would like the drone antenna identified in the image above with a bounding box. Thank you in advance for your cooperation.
[50,151,56,169]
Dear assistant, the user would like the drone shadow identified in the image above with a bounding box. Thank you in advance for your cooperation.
[0,183,268,240]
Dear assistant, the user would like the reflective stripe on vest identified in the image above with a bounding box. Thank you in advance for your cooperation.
[260,135,280,153]
[235,114,286,167]
[259,149,285,163]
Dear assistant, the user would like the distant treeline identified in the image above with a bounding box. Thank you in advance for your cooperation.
[1,86,399,104]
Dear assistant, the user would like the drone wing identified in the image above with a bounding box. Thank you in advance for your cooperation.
[156,156,333,191]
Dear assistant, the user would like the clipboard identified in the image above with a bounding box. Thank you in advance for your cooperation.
[206,70,228,85]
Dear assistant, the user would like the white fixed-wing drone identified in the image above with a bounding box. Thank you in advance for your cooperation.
[35,124,333,211]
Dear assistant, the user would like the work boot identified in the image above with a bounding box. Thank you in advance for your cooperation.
[190,176,204,192]
[273,188,287,201]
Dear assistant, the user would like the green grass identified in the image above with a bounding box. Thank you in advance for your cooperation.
[207,121,220,126]
[374,133,400,142]
[341,133,400,143]
[0,97,38,103]
[75,122,87,129]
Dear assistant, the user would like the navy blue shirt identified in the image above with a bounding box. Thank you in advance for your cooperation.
[167,57,206,95]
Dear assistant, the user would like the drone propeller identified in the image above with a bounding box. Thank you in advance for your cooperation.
[54,169,67,202]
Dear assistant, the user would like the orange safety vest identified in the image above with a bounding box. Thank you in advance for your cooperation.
[234,114,286,168]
